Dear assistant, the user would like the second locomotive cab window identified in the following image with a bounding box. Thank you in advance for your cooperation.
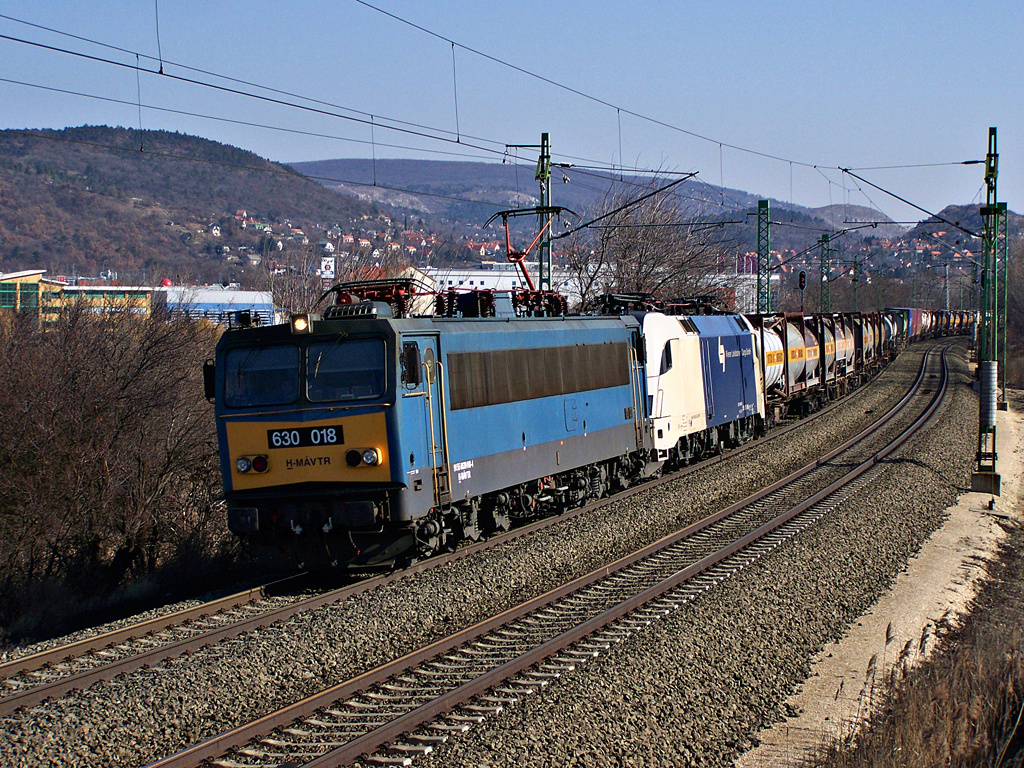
[225,345,300,408]
[307,339,386,402]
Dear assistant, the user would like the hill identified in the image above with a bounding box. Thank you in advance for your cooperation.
[292,158,775,223]
[291,158,907,253]
[804,204,906,240]
[0,126,375,282]
[905,204,1024,249]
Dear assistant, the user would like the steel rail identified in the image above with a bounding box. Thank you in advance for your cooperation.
[324,344,951,766]
[0,575,315,715]
[144,342,952,768]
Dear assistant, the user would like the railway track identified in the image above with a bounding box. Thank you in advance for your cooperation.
[0,344,918,718]
[144,343,952,768]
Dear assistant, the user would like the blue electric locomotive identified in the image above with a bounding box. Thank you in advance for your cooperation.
[208,299,649,567]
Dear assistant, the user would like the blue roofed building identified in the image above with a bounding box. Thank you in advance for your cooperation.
[155,286,274,325]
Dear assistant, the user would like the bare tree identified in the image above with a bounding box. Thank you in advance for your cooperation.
[563,177,726,309]
[257,243,325,314]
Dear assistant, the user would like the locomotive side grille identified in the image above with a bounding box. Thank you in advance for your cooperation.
[447,342,630,410]
[324,303,378,319]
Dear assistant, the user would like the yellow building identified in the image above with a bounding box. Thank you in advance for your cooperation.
[0,269,48,318]
[0,270,155,321]
[59,286,154,314]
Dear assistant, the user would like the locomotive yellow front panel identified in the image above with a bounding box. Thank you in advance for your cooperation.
[226,412,390,490]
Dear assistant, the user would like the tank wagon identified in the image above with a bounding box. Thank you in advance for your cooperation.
[206,287,966,569]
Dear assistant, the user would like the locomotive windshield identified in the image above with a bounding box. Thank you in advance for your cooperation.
[225,345,300,407]
[307,339,386,402]
[222,338,387,408]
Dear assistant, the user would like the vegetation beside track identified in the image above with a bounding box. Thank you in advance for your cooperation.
[0,305,235,645]
[811,516,1024,768]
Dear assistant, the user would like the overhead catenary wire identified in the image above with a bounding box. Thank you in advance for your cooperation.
[0,31,512,160]
[0,13,717,182]
[2,8,993,212]
[353,0,828,170]
[840,168,981,239]
[0,12,507,152]
[135,54,143,148]
[557,165,726,214]
[450,42,461,143]
[588,220,741,230]
[153,0,163,74]
[0,76,503,163]
[846,160,984,170]
[553,175,695,240]
[0,11,994,234]
[772,222,882,270]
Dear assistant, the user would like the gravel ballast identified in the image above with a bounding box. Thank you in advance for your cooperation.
[0,340,964,768]
[413,342,978,767]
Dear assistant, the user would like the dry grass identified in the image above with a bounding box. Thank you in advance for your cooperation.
[811,522,1024,767]
[1006,345,1024,390]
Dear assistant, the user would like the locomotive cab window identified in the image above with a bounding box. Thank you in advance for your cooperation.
[659,342,673,374]
[225,345,299,407]
[307,339,386,402]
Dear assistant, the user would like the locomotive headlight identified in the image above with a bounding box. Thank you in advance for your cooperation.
[362,448,381,466]
[291,314,311,334]
[236,457,252,473]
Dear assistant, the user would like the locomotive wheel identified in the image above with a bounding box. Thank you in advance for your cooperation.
[458,498,483,542]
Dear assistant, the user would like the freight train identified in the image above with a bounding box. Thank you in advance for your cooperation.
[204,283,970,569]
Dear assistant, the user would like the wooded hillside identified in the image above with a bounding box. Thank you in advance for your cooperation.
[0,126,374,282]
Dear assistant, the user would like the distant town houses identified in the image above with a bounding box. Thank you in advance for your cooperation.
[121,197,982,312]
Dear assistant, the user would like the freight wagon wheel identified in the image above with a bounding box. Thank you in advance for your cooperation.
[714,430,725,455]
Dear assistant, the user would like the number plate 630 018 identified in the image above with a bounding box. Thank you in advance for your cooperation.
[267,425,344,449]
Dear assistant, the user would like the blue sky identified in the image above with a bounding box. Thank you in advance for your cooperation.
[1,1,1020,223]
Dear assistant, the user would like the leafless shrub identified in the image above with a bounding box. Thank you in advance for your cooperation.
[0,301,226,641]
